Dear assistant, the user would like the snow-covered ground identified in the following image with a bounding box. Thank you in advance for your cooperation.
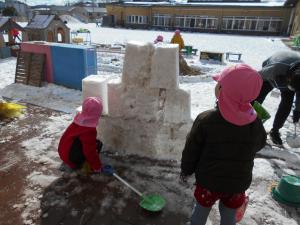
[1,22,300,225]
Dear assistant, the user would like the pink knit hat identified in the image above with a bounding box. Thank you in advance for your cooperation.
[175,29,180,34]
[74,97,103,128]
[154,35,164,44]
[213,64,263,126]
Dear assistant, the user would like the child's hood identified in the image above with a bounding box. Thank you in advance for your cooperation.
[73,97,103,128]
[213,64,263,126]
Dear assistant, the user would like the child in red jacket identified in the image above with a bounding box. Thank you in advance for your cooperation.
[58,97,103,173]
[11,28,21,42]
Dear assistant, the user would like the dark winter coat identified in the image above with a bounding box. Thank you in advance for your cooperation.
[181,108,266,194]
[259,51,300,88]
[259,51,300,110]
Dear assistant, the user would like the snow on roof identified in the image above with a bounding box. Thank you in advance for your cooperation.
[122,0,286,6]
[26,15,55,29]
[59,15,82,24]
[0,17,9,29]
[0,16,24,32]
[50,6,75,11]
[83,7,107,13]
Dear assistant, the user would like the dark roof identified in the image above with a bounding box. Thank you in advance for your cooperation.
[284,0,298,6]
[26,15,55,29]
[25,15,69,30]
[0,17,25,32]
[0,17,9,28]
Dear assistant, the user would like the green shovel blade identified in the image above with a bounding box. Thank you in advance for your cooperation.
[139,194,166,212]
[253,101,271,123]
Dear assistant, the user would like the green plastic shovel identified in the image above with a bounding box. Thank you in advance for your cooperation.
[253,101,271,123]
[112,173,166,212]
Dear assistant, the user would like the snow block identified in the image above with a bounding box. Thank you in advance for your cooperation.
[150,44,179,89]
[106,78,123,118]
[21,42,53,82]
[99,118,192,159]
[122,88,161,122]
[164,89,191,123]
[107,83,161,121]
[82,75,110,115]
[98,41,192,160]
[51,43,97,90]
[99,118,158,156]
[122,41,154,88]
[153,123,192,157]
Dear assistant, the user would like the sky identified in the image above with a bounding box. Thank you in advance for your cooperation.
[0,0,82,6]
[0,0,285,6]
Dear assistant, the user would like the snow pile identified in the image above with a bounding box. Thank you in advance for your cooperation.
[0,58,16,89]
[59,15,82,24]
[98,41,192,159]
[1,83,82,114]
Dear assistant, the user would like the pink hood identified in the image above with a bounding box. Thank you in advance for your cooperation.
[213,64,263,126]
[73,97,103,128]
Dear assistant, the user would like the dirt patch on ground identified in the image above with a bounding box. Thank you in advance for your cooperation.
[0,103,64,224]
[0,102,198,225]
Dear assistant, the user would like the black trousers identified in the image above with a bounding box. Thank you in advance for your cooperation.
[69,138,103,169]
[255,81,295,130]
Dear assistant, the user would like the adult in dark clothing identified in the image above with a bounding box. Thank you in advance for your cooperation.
[181,64,266,225]
[256,51,300,145]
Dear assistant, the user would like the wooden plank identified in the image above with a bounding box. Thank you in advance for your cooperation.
[15,78,26,81]
[15,77,26,80]
[28,52,45,87]
[200,51,224,63]
[15,51,45,87]
[26,53,32,85]
[15,52,28,84]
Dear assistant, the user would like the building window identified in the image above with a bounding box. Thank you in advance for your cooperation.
[175,15,218,29]
[152,14,172,27]
[222,16,283,32]
[57,27,65,43]
[126,15,148,24]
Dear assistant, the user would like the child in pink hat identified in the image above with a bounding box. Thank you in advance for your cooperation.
[181,64,267,225]
[58,97,103,173]
[154,35,164,44]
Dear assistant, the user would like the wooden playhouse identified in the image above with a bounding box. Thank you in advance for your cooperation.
[23,15,70,43]
[0,17,25,58]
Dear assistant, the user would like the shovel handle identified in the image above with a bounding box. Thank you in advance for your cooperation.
[113,173,143,197]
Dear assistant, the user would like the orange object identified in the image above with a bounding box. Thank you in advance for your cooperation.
[171,31,185,50]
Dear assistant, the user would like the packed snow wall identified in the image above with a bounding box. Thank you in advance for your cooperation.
[87,41,193,159]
